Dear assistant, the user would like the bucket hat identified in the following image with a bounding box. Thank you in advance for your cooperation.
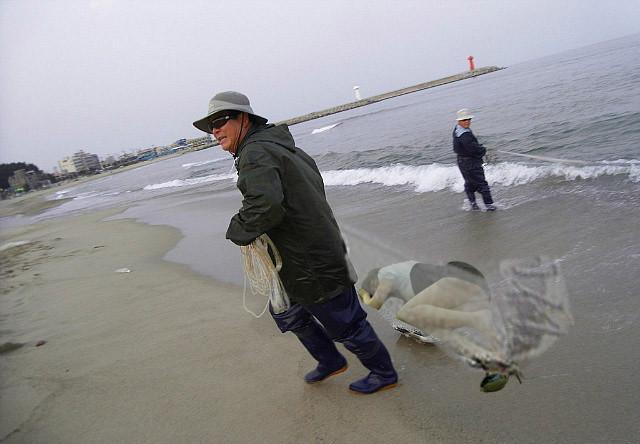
[193,91,268,134]
[456,109,474,120]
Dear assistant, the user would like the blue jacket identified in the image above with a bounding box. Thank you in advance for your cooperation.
[453,125,486,158]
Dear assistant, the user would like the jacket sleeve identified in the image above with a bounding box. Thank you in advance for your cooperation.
[458,132,486,158]
[226,147,286,246]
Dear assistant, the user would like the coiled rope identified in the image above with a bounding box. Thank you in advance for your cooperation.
[240,234,290,318]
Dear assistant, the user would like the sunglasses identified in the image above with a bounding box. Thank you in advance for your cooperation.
[208,114,236,132]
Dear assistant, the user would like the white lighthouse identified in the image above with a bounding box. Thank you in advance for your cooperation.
[353,86,362,101]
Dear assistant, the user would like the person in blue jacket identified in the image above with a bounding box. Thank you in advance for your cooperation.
[453,109,496,211]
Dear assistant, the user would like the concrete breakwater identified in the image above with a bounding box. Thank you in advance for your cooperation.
[276,66,504,126]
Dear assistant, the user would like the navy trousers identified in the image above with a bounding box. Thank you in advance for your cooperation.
[457,157,493,205]
[270,285,396,378]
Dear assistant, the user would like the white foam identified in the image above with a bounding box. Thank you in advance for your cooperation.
[53,189,76,199]
[321,161,640,193]
[311,123,339,134]
[321,164,462,192]
[182,157,228,168]
[143,173,236,190]
[0,241,30,252]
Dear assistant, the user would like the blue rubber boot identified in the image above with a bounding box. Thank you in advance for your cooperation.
[270,304,348,384]
[348,345,398,394]
[343,323,398,394]
[295,322,348,384]
[304,356,348,384]
[349,372,398,394]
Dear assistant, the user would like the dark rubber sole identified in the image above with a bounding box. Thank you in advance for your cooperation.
[305,364,348,385]
[348,382,397,395]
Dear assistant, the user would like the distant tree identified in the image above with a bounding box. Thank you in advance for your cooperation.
[0,162,45,189]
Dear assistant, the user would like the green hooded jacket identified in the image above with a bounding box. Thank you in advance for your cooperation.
[226,124,356,305]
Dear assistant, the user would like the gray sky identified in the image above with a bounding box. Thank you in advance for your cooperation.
[1,0,639,172]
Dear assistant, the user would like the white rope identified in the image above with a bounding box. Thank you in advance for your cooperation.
[239,234,290,318]
[488,148,589,165]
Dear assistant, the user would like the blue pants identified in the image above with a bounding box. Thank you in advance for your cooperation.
[457,157,493,204]
[270,285,396,377]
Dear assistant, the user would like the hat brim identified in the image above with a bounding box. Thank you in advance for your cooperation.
[457,115,474,121]
[193,110,268,134]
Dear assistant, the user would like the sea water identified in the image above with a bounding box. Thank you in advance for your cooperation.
[3,33,639,441]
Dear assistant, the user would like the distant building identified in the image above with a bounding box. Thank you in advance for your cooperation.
[8,169,40,190]
[118,152,138,165]
[58,157,78,174]
[187,135,215,150]
[136,147,158,159]
[156,146,175,155]
[58,150,100,174]
[72,150,100,172]
[101,156,117,169]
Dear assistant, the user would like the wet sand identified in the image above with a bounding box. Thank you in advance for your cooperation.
[0,194,633,443]
[0,203,445,443]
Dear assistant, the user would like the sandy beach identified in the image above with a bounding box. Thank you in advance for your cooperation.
[0,199,449,444]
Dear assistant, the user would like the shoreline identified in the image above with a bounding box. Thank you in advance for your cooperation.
[0,149,197,218]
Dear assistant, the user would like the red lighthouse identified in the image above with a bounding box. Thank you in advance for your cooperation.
[468,56,475,71]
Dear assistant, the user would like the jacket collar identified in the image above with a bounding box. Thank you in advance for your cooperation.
[232,123,273,159]
[454,124,470,137]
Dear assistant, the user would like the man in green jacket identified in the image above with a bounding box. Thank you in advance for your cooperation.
[193,91,397,394]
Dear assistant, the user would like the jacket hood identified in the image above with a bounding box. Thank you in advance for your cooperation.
[245,124,297,153]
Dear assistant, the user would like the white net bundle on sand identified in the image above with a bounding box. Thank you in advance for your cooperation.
[240,234,290,317]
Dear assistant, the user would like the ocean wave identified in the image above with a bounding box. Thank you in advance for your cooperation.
[145,160,638,193]
[0,240,31,252]
[68,190,121,200]
[322,163,463,192]
[311,123,340,134]
[143,173,236,190]
[182,157,228,168]
[53,189,74,199]
[321,161,640,193]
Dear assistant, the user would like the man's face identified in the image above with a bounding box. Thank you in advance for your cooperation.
[211,113,244,153]
[458,118,471,129]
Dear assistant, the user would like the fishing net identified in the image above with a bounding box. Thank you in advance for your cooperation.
[417,256,572,381]
[494,256,573,363]
[240,234,290,317]
[342,227,573,384]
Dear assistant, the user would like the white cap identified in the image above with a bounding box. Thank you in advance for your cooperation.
[456,109,474,120]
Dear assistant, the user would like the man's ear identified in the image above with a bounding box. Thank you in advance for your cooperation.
[240,112,252,130]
